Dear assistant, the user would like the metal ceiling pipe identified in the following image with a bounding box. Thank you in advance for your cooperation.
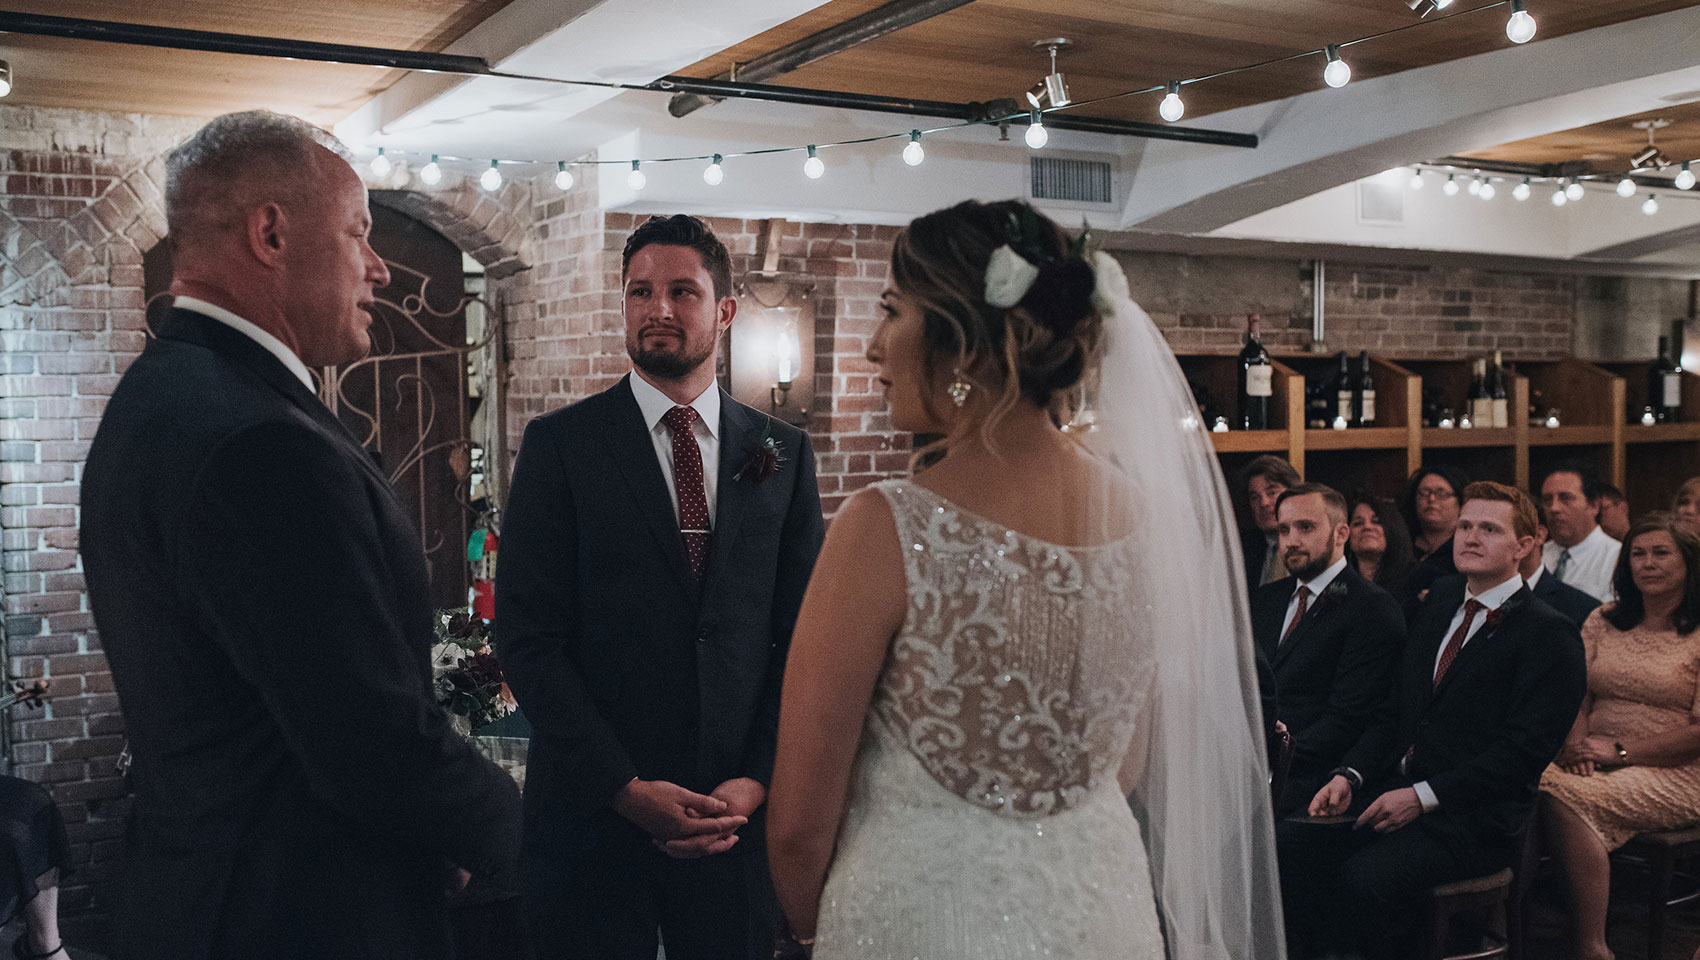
[653,75,1260,148]
[668,0,976,118]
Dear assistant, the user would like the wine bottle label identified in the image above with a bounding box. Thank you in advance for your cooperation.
[1337,392,1353,420]
[1665,373,1682,409]
[1492,398,1509,428]
[1245,365,1273,397]
[1361,392,1376,422]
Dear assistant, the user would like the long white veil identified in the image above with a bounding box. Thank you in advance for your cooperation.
[1083,253,1286,960]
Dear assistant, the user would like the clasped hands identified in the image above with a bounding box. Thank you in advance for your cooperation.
[1554,735,1620,777]
[1308,776,1424,834]
[613,776,765,860]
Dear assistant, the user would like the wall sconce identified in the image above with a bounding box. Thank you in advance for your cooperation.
[728,276,815,426]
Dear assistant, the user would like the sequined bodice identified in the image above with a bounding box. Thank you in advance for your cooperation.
[869,480,1152,818]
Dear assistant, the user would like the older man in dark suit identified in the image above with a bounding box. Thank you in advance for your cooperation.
[81,112,521,960]
[496,215,826,960]
[1277,481,1586,959]
[1252,483,1405,816]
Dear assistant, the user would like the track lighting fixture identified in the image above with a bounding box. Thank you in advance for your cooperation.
[1404,0,1454,15]
[1630,119,1672,170]
[1024,39,1073,110]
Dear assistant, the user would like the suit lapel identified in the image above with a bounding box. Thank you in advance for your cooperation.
[703,392,757,594]
[602,376,694,593]
[1274,589,1336,669]
[1430,586,1531,702]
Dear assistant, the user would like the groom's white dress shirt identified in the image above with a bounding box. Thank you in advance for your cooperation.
[629,370,721,526]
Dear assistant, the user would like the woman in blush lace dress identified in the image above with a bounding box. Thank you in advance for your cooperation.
[766,200,1284,960]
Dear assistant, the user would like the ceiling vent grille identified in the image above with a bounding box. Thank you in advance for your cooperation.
[1030,155,1114,205]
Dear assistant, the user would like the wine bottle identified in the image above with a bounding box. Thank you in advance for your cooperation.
[1490,350,1509,428]
[1333,350,1353,426]
[1465,359,1489,427]
[1238,314,1272,430]
[1307,379,1331,429]
[1662,324,1684,422]
[1355,350,1376,427]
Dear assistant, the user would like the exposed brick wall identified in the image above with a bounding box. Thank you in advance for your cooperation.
[1116,251,1580,359]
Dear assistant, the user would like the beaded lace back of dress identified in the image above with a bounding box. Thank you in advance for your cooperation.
[871,481,1152,819]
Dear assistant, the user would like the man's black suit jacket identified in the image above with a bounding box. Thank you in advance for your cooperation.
[494,375,825,847]
[1252,566,1405,807]
[1422,571,1600,630]
[81,310,522,960]
[1242,526,1275,588]
[1341,578,1586,847]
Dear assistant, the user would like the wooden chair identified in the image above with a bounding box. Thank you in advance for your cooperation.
[1424,868,1513,960]
[1612,825,1700,960]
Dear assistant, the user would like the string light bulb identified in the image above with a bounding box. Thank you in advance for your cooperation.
[1323,45,1351,88]
[627,160,646,191]
[1408,168,1424,190]
[1677,161,1696,190]
[1025,110,1048,149]
[0,60,11,98]
[902,131,925,167]
[1643,193,1660,215]
[1551,186,1567,207]
[1513,177,1531,201]
[480,160,502,192]
[1565,179,1584,201]
[554,161,575,191]
[1467,176,1482,196]
[419,155,442,186]
[703,154,724,185]
[370,148,392,177]
[1443,173,1459,196]
[803,145,825,179]
[1159,81,1185,122]
[1479,180,1496,200]
[1617,175,1638,198]
[1506,0,1536,43]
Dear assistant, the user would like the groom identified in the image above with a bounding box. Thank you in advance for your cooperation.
[495,214,826,959]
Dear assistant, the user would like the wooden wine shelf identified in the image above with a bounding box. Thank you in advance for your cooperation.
[1626,423,1700,444]
[1526,425,1615,447]
[1420,427,1517,449]
[1210,430,1292,453]
[1305,427,1408,450]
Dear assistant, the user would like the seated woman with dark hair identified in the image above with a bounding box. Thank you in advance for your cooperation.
[1,775,69,959]
[1397,464,1470,608]
[1346,492,1415,599]
[1540,512,1700,960]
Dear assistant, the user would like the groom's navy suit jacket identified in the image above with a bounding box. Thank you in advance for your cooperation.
[495,375,825,847]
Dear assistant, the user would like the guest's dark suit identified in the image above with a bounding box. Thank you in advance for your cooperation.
[1242,526,1277,587]
[495,374,825,960]
[1277,578,1586,957]
[1252,566,1405,815]
[1423,571,1600,630]
[81,309,522,960]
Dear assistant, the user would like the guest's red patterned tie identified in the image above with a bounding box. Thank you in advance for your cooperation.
[1432,599,1484,688]
[1281,586,1311,645]
[662,405,711,581]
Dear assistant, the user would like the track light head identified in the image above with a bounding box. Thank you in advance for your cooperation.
[1631,145,1661,169]
[1404,0,1438,17]
[1024,38,1073,110]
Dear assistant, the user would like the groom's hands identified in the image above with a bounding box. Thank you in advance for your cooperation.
[614,778,747,844]
[653,777,767,860]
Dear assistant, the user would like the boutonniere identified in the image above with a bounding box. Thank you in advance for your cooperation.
[1483,606,1506,629]
[733,423,786,484]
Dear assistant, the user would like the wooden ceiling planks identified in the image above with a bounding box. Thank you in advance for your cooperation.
[1462,101,1700,172]
[0,0,512,125]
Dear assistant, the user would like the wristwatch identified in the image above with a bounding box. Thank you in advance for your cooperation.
[1327,766,1364,790]
[1615,742,1630,763]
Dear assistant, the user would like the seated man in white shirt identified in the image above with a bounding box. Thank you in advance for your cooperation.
[1276,482,1586,960]
[1540,461,1621,604]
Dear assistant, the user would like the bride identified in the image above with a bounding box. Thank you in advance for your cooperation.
[765,199,1284,959]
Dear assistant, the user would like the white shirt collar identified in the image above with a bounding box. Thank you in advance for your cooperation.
[172,296,315,392]
[1467,571,1526,611]
[1525,564,1545,590]
[1297,555,1348,597]
[628,371,721,440]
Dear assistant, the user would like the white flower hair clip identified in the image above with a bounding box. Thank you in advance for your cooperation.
[984,244,1041,309]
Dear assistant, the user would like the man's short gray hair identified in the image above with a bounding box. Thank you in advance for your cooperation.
[165,110,352,246]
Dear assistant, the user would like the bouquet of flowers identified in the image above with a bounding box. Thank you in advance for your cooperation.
[431,610,516,735]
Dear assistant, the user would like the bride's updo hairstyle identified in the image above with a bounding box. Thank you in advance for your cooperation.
[890,199,1104,447]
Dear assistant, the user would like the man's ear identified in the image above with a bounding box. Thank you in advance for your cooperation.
[245,202,288,269]
[716,294,738,331]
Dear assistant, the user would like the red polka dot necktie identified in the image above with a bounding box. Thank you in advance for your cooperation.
[662,405,711,581]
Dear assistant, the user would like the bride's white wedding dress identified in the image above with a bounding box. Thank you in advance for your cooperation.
[812,480,1167,960]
